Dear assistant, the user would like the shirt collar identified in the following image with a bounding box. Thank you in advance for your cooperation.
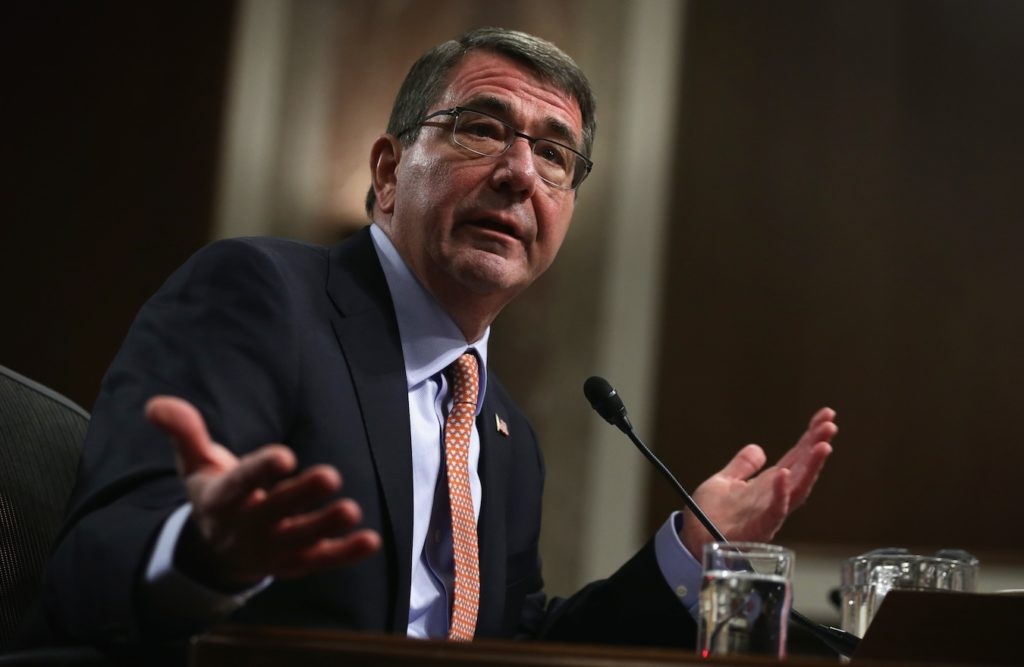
[369,224,489,410]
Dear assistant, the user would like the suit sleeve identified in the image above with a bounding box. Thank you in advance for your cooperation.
[42,239,300,647]
[519,539,697,648]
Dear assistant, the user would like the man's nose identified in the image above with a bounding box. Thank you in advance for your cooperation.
[491,137,539,196]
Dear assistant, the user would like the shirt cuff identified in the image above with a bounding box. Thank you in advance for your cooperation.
[653,511,703,619]
[144,503,272,622]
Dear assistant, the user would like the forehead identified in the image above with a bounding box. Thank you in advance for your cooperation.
[438,51,584,144]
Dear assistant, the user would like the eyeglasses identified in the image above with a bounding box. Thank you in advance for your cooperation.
[399,106,593,191]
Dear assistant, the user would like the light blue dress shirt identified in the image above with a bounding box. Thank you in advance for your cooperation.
[369,224,488,638]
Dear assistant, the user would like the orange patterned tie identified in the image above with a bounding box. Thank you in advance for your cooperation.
[445,353,480,640]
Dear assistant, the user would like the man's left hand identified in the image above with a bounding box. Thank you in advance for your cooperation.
[679,407,837,559]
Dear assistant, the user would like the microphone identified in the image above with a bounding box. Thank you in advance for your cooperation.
[583,376,632,432]
[583,376,860,658]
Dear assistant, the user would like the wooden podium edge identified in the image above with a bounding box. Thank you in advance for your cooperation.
[189,625,837,667]
[852,590,1024,666]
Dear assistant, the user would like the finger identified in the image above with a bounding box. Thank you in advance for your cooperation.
[809,406,836,428]
[808,419,838,446]
[270,498,364,548]
[805,409,837,445]
[778,408,837,468]
[145,395,236,475]
[274,529,383,579]
[204,444,298,513]
[785,441,832,509]
[249,464,342,525]
[717,444,767,481]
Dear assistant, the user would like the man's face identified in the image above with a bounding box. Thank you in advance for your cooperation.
[378,51,583,311]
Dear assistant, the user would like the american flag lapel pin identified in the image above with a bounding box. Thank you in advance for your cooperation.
[495,414,510,437]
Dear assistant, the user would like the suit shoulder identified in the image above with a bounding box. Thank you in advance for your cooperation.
[198,236,328,267]
[173,237,330,289]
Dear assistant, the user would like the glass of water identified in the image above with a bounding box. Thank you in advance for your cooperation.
[840,548,979,637]
[698,541,794,659]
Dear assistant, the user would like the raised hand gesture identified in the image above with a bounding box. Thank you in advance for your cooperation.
[679,408,837,559]
[145,396,381,589]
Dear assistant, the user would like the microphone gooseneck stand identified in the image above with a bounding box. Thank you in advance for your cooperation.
[582,376,860,658]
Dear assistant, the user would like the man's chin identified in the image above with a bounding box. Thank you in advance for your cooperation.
[449,253,530,296]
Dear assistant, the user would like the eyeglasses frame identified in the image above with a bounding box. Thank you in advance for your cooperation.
[396,106,594,191]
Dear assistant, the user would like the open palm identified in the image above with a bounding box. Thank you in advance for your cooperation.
[680,408,837,559]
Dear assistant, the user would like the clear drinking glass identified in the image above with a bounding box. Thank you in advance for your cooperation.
[839,548,979,637]
[698,542,794,659]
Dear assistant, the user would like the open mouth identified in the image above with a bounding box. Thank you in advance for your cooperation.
[468,216,520,241]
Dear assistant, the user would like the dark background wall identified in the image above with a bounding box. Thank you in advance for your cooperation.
[651,0,1024,557]
[3,3,235,408]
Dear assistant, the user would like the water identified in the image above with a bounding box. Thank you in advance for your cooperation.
[698,571,791,658]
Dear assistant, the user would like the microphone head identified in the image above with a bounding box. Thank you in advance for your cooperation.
[583,376,630,430]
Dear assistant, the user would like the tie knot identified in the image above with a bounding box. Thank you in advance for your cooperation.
[448,353,479,408]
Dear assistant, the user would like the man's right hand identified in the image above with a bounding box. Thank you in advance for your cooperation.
[145,396,382,590]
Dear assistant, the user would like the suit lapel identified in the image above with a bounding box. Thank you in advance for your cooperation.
[324,227,521,636]
[476,389,512,635]
[326,228,413,632]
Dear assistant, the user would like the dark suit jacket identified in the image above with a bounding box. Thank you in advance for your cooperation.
[39,227,693,652]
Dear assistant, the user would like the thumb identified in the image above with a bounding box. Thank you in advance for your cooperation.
[717,444,767,481]
[145,396,236,476]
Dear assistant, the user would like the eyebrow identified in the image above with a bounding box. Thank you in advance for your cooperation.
[460,94,581,149]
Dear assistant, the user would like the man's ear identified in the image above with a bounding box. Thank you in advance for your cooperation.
[370,134,401,214]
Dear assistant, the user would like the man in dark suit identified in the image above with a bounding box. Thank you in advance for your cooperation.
[39,27,836,656]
